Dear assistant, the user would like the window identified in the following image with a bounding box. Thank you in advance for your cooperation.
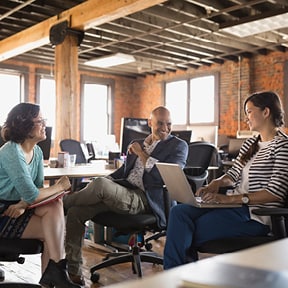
[165,80,187,125]
[189,75,216,124]
[38,77,56,138]
[0,72,23,126]
[81,77,114,142]
[165,74,219,126]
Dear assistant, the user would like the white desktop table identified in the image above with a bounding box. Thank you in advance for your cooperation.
[104,238,288,288]
[44,164,115,190]
[44,164,114,179]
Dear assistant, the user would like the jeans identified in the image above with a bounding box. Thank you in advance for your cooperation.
[64,177,148,275]
[163,204,270,270]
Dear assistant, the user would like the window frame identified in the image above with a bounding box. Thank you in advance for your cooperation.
[0,64,28,126]
[164,72,219,129]
[80,75,114,142]
[35,69,56,142]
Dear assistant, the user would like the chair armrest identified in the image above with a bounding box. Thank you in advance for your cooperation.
[252,208,288,216]
[252,208,288,239]
[184,166,206,176]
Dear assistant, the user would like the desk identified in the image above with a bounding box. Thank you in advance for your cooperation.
[104,238,288,288]
[44,164,115,190]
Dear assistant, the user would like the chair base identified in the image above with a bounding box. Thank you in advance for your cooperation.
[0,239,43,288]
[90,244,163,283]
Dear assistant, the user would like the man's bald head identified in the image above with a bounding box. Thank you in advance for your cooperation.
[149,106,172,141]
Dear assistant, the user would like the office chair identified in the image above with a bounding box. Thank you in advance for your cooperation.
[86,142,96,160]
[0,238,43,287]
[60,139,90,164]
[226,138,245,160]
[196,197,288,257]
[60,139,93,190]
[184,141,218,191]
[89,187,171,283]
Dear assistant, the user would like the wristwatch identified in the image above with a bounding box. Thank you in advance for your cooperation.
[241,193,250,205]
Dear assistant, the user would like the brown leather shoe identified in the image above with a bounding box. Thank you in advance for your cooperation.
[68,273,85,286]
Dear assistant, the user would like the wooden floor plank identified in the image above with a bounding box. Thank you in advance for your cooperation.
[1,234,165,287]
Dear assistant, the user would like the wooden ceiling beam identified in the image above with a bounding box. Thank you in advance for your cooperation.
[0,0,165,62]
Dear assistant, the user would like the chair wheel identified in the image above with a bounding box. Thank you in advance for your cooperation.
[17,257,25,264]
[145,242,153,251]
[91,272,100,283]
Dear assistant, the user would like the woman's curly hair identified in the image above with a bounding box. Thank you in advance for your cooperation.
[1,103,40,144]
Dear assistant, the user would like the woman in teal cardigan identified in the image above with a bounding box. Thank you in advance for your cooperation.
[0,103,79,288]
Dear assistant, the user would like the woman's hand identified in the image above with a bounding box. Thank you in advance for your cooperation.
[3,201,28,218]
[200,192,229,204]
[56,176,71,191]
[196,179,221,197]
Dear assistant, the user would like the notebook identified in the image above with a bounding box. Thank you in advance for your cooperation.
[28,190,69,209]
[156,162,241,208]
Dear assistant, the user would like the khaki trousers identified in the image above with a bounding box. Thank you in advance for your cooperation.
[64,177,148,275]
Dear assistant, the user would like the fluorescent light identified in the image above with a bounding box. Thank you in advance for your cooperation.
[221,12,288,37]
[84,53,135,68]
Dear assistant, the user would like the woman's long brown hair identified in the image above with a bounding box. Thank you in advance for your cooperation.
[239,91,284,164]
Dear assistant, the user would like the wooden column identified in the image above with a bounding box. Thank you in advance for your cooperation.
[54,33,80,153]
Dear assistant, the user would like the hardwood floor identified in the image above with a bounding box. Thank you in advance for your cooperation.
[1,234,165,287]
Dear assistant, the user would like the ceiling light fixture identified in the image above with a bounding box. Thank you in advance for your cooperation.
[220,12,288,38]
[84,53,136,68]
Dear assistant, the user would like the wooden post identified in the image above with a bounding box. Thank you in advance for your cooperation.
[54,33,80,154]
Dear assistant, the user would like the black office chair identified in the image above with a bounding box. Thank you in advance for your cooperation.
[226,138,246,161]
[60,139,90,164]
[60,139,92,190]
[89,187,171,283]
[0,238,43,287]
[197,198,288,257]
[184,141,218,192]
[86,142,96,160]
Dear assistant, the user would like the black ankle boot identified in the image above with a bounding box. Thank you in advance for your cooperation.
[39,259,81,288]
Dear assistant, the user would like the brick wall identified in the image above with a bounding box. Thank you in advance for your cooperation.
[3,49,288,149]
[132,50,288,138]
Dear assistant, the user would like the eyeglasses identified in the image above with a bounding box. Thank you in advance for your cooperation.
[34,118,47,126]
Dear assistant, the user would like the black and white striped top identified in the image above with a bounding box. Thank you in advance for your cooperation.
[226,130,288,225]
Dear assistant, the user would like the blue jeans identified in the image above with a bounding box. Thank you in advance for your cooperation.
[163,204,270,269]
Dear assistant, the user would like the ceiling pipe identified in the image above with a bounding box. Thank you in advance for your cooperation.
[0,0,37,21]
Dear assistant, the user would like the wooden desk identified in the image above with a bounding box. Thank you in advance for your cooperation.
[104,238,288,288]
[44,164,115,190]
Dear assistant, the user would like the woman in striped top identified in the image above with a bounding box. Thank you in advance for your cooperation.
[164,91,288,269]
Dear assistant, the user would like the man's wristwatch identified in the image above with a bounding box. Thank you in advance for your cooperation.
[241,193,250,205]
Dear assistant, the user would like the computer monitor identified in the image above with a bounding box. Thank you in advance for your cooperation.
[120,117,151,155]
[37,126,52,160]
[227,138,245,159]
[190,125,218,146]
[171,130,192,144]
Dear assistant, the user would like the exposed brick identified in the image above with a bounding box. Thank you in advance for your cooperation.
[3,49,288,153]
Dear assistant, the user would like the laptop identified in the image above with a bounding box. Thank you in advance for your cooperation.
[156,162,241,208]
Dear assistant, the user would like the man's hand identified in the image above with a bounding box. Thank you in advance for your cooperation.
[128,142,143,156]
[128,142,149,165]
